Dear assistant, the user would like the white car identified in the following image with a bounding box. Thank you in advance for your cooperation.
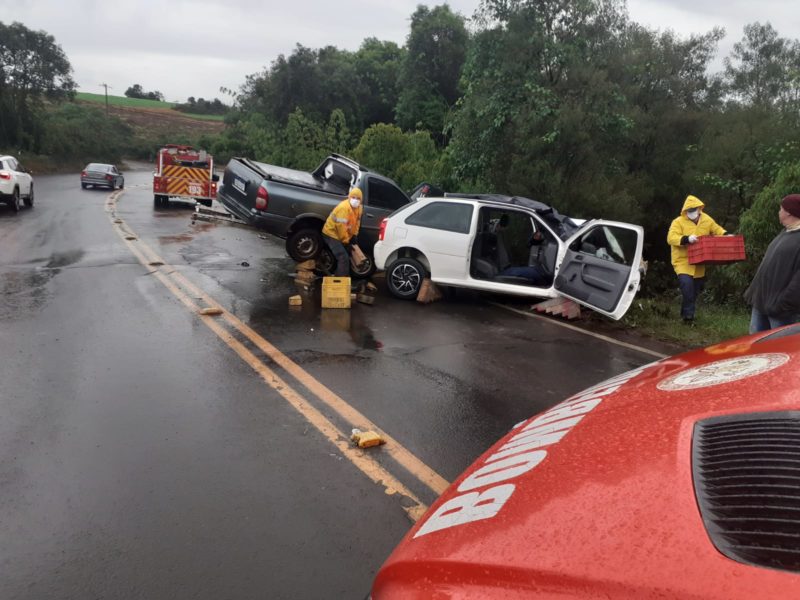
[373,194,644,320]
[0,155,34,213]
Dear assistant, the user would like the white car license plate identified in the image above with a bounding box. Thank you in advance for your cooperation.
[232,177,246,193]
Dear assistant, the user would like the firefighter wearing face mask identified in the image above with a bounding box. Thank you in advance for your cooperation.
[667,195,727,323]
[322,187,363,277]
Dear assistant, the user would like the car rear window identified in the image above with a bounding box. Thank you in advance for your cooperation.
[405,201,474,234]
[367,178,409,211]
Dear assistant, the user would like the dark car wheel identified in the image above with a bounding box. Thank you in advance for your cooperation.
[154,194,167,207]
[119,178,124,189]
[287,228,322,261]
[317,247,375,279]
[81,182,88,189]
[316,247,335,275]
[386,257,426,300]
[24,184,33,207]
[351,253,376,279]
[10,188,20,213]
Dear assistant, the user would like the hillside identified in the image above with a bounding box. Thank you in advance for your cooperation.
[76,92,226,140]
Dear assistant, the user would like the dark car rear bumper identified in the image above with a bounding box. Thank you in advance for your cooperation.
[217,185,292,237]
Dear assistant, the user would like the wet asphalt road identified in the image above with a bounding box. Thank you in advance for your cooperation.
[0,168,670,599]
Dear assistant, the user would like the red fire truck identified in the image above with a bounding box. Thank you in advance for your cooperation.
[153,144,219,207]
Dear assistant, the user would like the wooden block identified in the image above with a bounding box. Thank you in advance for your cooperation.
[288,295,302,306]
[294,270,316,283]
[356,293,375,305]
[417,278,443,304]
[296,259,316,271]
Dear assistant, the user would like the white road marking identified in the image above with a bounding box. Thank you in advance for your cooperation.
[489,302,669,360]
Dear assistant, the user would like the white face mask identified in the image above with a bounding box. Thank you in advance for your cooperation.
[349,198,360,208]
[687,209,700,220]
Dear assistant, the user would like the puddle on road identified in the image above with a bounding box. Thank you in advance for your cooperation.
[46,249,85,269]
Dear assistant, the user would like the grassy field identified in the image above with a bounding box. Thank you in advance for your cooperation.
[76,92,225,121]
[616,295,751,348]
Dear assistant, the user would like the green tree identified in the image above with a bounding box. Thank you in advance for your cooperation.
[353,123,441,190]
[354,38,404,126]
[738,163,800,273]
[239,44,362,128]
[0,21,75,149]
[724,22,792,107]
[395,4,468,139]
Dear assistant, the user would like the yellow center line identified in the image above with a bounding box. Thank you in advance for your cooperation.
[105,191,440,520]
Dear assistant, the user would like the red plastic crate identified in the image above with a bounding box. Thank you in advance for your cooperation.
[688,235,746,265]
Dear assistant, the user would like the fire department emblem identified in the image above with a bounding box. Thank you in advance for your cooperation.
[657,353,790,391]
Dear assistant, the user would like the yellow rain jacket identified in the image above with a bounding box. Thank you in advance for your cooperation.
[667,195,726,278]
[322,198,362,244]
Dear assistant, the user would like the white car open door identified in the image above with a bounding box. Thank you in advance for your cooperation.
[553,220,644,320]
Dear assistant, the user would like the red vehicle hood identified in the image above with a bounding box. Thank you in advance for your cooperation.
[373,328,800,599]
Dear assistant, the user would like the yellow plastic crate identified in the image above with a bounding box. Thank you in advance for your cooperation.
[321,276,351,309]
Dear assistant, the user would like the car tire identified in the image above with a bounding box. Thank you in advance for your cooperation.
[81,183,88,189]
[386,257,426,300]
[154,194,166,207]
[351,253,376,279]
[316,247,335,275]
[10,188,20,213]
[24,184,33,208]
[287,228,322,262]
[119,179,124,189]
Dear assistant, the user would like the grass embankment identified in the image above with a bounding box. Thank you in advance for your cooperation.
[76,92,225,122]
[617,295,750,348]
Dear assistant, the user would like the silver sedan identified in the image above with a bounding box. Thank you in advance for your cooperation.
[80,163,124,190]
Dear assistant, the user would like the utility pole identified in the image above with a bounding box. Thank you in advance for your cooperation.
[100,83,111,116]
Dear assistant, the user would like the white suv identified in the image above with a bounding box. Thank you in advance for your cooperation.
[373,194,644,320]
[0,155,34,213]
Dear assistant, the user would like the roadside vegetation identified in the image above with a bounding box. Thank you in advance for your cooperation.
[3,3,800,347]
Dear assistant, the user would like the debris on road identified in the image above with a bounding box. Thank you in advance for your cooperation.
[288,295,302,306]
[125,236,137,241]
[240,261,250,267]
[532,298,582,320]
[148,261,164,267]
[199,307,223,316]
[356,293,375,305]
[294,269,316,282]
[351,429,385,449]
[366,282,378,293]
[416,278,443,304]
[295,259,316,272]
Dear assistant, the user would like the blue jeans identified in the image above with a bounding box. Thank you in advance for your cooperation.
[500,265,548,286]
[749,307,800,334]
[677,274,705,320]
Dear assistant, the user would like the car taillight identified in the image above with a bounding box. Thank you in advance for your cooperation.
[81,171,87,177]
[255,185,269,210]
[105,174,113,180]
[378,218,388,241]
[0,171,11,180]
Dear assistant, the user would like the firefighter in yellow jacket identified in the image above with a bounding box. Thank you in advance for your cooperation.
[322,187,363,276]
[666,195,727,322]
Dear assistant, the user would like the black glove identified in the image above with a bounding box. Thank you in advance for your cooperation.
[351,235,359,246]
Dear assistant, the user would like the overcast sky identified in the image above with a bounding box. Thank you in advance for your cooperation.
[4,0,799,103]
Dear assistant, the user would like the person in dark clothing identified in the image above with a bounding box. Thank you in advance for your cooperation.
[744,194,800,333]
